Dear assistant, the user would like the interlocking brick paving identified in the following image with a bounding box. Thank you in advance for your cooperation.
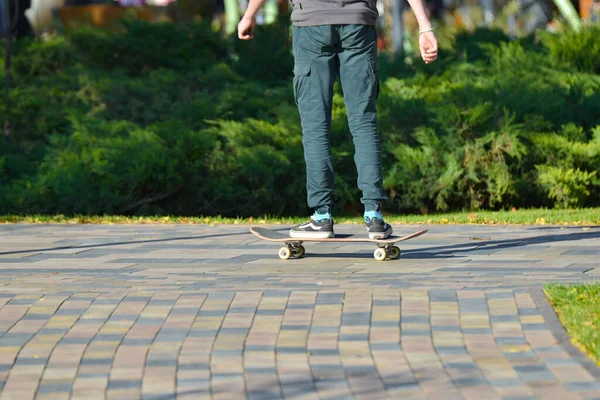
[0,224,598,399]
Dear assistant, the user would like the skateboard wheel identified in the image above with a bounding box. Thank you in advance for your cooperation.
[279,246,292,260]
[389,246,401,260]
[374,248,387,261]
[291,245,305,258]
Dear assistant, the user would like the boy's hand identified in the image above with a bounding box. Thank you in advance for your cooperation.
[419,31,438,64]
[238,15,256,40]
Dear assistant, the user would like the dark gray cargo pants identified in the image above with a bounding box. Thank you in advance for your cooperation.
[292,24,386,214]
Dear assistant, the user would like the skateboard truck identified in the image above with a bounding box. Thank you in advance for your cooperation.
[278,239,400,261]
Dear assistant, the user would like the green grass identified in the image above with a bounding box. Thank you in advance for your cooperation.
[545,284,600,365]
[0,208,599,225]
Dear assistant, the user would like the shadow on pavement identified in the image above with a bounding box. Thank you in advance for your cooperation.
[0,231,251,256]
[402,229,600,259]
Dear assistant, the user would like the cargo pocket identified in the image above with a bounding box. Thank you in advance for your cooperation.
[293,62,311,111]
[368,56,380,100]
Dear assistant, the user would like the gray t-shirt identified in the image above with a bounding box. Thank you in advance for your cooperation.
[290,0,379,26]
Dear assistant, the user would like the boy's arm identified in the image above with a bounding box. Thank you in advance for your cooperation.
[405,0,438,63]
[405,0,433,31]
[238,0,269,39]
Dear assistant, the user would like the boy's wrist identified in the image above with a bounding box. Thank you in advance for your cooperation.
[417,19,433,32]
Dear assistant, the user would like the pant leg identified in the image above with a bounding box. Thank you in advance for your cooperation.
[457,3,474,30]
[0,0,5,39]
[391,0,407,54]
[525,0,551,34]
[292,26,339,212]
[480,0,494,25]
[337,25,387,211]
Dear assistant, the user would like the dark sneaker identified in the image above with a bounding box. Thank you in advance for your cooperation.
[365,217,393,239]
[290,216,334,239]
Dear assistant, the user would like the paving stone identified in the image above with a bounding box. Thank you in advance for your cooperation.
[0,224,598,398]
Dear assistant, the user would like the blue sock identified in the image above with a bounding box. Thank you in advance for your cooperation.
[364,210,383,222]
[314,212,332,221]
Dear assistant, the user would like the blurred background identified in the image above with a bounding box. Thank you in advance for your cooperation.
[2,0,597,49]
[0,0,599,218]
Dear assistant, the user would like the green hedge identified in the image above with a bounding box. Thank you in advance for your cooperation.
[1,21,599,217]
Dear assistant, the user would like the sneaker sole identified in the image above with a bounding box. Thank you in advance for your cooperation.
[368,227,393,240]
[369,234,391,239]
[289,231,335,239]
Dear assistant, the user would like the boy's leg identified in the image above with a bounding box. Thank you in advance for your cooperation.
[290,25,339,238]
[337,24,392,238]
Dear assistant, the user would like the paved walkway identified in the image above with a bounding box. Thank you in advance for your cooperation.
[0,223,599,400]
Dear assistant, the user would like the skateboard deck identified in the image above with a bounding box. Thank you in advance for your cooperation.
[250,226,427,261]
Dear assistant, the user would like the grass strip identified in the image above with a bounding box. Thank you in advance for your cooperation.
[545,284,600,365]
[0,208,599,225]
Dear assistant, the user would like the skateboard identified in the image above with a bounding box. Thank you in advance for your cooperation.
[250,226,428,261]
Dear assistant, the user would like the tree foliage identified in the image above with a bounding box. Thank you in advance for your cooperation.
[1,22,599,216]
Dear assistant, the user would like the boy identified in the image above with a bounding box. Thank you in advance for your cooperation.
[238,0,437,239]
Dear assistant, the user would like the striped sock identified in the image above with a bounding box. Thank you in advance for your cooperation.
[364,210,383,222]
[314,212,332,222]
